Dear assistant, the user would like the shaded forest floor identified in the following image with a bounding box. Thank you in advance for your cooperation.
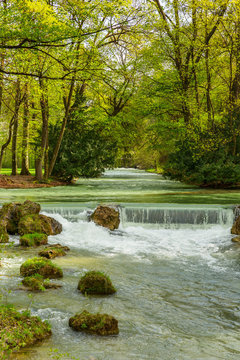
[0,175,67,188]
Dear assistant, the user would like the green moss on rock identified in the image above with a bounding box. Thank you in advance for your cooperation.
[69,310,119,336]
[22,274,46,291]
[0,304,51,354]
[20,257,63,279]
[0,202,21,234]
[38,244,69,259]
[17,200,41,219]
[18,214,62,236]
[78,271,116,295]
[21,274,62,291]
[20,233,48,247]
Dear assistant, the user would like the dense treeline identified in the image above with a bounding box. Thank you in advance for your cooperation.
[0,0,240,186]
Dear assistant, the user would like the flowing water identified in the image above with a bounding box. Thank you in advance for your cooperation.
[1,169,240,360]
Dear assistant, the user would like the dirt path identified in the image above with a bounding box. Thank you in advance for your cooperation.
[0,175,67,189]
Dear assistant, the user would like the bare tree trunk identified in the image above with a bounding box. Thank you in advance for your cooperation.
[20,82,31,175]
[11,80,21,175]
[35,78,49,180]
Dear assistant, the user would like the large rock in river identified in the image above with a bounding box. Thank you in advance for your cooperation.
[0,200,41,235]
[90,205,120,230]
[18,214,62,236]
[0,202,21,234]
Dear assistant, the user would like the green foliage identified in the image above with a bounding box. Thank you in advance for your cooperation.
[0,304,51,357]
[49,107,117,181]
[163,127,240,187]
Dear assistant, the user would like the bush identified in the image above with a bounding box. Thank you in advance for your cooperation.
[163,128,240,187]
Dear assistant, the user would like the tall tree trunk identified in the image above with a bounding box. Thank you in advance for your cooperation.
[35,78,49,180]
[0,52,4,115]
[11,80,21,175]
[20,83,31,175]
[0,88,23,172]
[48,77,75,176]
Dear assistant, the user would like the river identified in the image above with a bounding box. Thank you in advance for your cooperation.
[1,169,240,359]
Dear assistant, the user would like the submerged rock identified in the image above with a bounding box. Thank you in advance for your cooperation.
[231,235,240,243]
[231,216,240,235]
[20,257,63,279]
[21,274,62,291]
[20,233,48,247]
[69,310,119,336]
[0,304,51,353]
[78,271,116,295]
[90,205,120,230]
[18,214,62,236]
[39,244,69,259]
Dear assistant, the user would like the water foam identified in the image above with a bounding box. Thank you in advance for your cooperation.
[43,211,232,269]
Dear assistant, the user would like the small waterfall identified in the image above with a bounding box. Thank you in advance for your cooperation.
[120,206,234,228]
[42,207,90,222]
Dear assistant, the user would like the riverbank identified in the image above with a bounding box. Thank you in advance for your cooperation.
[0,175,67,189]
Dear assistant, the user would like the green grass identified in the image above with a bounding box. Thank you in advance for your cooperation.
[0,168,35,175]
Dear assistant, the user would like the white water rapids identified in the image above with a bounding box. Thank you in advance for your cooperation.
[1,170,240,360]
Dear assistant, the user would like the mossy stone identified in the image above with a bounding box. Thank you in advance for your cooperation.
[17,200,41,219]
[18,214,62,236]
[0,202,21,234]
[21,274,62,291]
[78,271,116,295]
[38,244,69,259]
[20,257,63,279]
[90,205,120,230]
[69,310,119,336]
[0,304,51,352]
[20,233,48,247]
[22,274,46,291]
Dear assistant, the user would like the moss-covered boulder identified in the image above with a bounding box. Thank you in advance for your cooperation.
[0,304,51,354]
[21,274,62,291]
[17,200,41,219]
[90,205,120,230]
[20,233,48,247]
[0,202,21,234]
[38,243,69,259]
[78,271,116,295]
[18,214,62,236]
[20,257,63,279]
[69,310,119,336]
